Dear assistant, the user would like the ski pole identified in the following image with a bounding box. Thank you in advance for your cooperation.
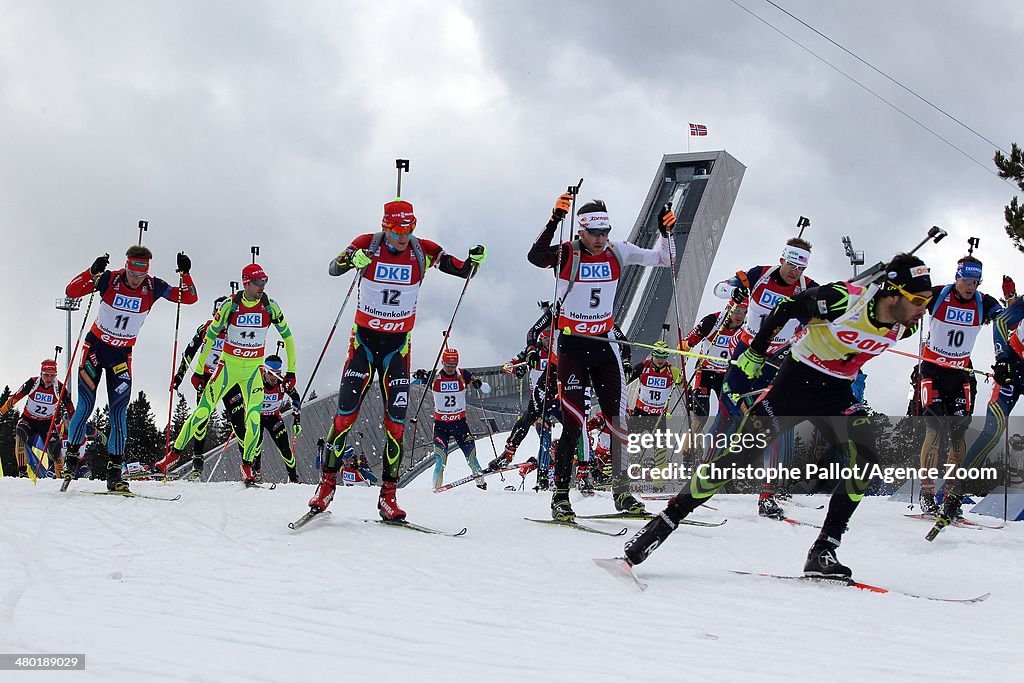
[162,260,187,475]
[47,265,104,486]
[662,201,692,423]
[538,179,583,438]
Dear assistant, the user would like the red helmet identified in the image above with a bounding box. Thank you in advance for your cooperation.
[40,359,58,375]
[442,348,459,365]
[242,263,268,285]
[538,328,552,342]
[382,200,416,234]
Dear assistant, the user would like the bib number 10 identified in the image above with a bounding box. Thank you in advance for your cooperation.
[946,329,964,348]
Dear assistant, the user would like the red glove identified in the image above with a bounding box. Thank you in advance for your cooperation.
[1003,275,1017,300]
[191,372,209,393]
[517,458,538,478]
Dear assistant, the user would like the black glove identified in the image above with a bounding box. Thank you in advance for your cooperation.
[413,369,429,382]
[90,254,109,276]
[731,285,749,305]
[525,348,540,364]
[171,369,185,391]
[176,252,191,274]
[514,364,528,379]
[472,378,482,389]
[993,359,1014,386]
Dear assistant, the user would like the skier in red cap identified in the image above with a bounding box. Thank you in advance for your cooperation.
[412,347,490,490]
[62,245,197,491]
[1,359,75,477]
[158,262,297,485]
[308,198,486,520]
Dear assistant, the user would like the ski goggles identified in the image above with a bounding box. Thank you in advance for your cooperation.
[385,230,410,241]
[583,227,611,237]
[248,278,268,287]
[887,281,932,307]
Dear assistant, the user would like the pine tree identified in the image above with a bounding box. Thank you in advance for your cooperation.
[0,386,18,476]
[125,391,162,465]
[995,143,1024,252]
[172,394,190,441]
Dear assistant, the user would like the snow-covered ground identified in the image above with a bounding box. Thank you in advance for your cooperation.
[1,431,1020,683]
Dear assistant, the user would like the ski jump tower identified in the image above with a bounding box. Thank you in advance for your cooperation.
[191,151,745,485]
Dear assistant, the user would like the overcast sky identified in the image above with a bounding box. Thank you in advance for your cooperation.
[1,0,1022,425]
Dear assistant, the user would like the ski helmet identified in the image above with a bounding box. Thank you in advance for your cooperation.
[651,341,670,359]
[242,263,268,286]
[442,348,459,365]
[382,199,416,234]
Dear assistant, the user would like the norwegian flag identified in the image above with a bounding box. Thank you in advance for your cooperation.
[689,123,708,136]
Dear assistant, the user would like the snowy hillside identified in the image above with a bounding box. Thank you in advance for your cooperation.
[1,434,1020,683]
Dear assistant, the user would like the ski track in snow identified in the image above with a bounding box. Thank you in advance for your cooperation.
[0,433,1020,683]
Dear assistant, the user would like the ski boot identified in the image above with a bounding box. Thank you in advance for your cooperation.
[154,449,181,474]
[188,457,204,481]
[535,467,550,492]
[550,487,576,522]
[473,470,487,491]
[378,481,407,521]
[803,536,852,579]
[106,462,130,493]
[253,456,263,484]
[624,508,681,566]
[287,466,300,484]
[308,470,337,512]
[614,492,646,514]
[576,465,596,497]
[240,461,257,485]
[939,492,964,523]
[919,490,939,516]
[63,449,80,483]
[487,445,516,471]
[758,495,786,520]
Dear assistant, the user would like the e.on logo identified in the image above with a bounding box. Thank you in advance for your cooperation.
[835,329,891,353]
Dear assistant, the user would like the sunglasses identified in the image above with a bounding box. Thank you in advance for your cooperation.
[584,228,611,237]
[784,262,807,271]
[888,281,932,307]
[386,230,410,240]
[248,278,268,287]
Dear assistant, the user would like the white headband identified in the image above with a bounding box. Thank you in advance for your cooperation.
[781,245,811,267]
[578,212,611,231]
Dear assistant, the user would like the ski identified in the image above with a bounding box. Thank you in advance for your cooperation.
[780,517,821,529]
[289,509,331,530]
[578,512,655,520]
[577,512,727,528]
[786,499,825,510]
[60,478,72,492]
[433,462,529,492]
[524,518,628,536]
[593,557,648,591]
[80,490,182,502]
[730,571,990,603]
[245,481,277,490]
[905,513,1003,530]
[370,519,468,537]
